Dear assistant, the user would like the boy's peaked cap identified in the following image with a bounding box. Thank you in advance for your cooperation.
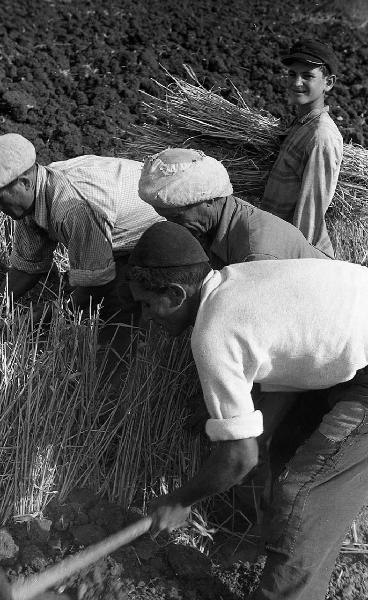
[281,39,338,74]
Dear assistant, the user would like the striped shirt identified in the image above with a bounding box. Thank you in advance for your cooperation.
[261,107,343,257]
[11,155,163,286]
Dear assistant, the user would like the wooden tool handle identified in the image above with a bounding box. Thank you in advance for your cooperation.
[11,516,152,600]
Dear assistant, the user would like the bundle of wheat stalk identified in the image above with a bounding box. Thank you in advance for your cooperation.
[101,329,204,510]
[121,75,368,263]
[0,294,208,528]
[0,298,117,523]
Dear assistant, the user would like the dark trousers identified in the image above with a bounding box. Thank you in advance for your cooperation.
[252,366,368,600]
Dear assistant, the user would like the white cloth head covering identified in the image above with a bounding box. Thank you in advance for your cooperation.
[0,133,36,188]
[138,148,233,207]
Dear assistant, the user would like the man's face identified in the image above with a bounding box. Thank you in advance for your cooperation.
[130,280,191,337]
[0,178,34,220]
[286,61,334,109]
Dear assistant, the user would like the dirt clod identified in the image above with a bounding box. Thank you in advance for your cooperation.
[132,539,160,562]
[87,503,126,535]
[167,545,211,579]
[71,525,107,546]
[29,519,53,544]
[20,544,49,570]
[0,529,18,561]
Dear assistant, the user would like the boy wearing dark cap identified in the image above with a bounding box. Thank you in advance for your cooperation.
[261,39,343,257]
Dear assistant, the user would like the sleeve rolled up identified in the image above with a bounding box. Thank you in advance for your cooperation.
[205,410,263,441]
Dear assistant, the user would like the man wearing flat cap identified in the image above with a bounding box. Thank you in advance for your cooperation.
[127,220,368,600]
[261,38,343,258]
[0,133,162,322]
[138,147,331,266]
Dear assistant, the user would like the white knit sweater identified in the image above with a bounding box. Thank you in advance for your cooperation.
[191,260,368,441]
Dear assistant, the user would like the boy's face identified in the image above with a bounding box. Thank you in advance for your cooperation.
[286,61,335,110]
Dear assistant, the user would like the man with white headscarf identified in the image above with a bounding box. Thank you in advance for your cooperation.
[138,147,331,269]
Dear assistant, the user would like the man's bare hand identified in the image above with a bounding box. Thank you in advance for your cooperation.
[149,495,191,538]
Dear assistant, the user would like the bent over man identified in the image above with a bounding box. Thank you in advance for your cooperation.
[0,133,162,321]
[138,147,330,266]
[127,221,368,600]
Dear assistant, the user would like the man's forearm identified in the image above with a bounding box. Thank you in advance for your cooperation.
[149,437,259,535]
[170,437,258,507]
[0,268,41,300]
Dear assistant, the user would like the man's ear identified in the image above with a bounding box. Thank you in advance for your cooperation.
[167,283,187,308]
[325,74,336,92]
[17,175,32,191]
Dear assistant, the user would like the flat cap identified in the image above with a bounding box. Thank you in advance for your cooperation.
[281,39,338,75]
[129,221,209,268]
[139,148,233,208]
[0,133,36,188]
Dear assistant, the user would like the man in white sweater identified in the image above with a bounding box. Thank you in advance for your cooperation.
[127,221,368,600]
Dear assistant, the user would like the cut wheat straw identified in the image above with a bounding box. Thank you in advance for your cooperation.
[101,328,204,509]
[0,292,207,526]
[120,76,368,262]
[0,297,123,523]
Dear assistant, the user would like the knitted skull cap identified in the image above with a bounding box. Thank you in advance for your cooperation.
[0,134,36,188]
[128,221,209,268]
[138,147,233,208]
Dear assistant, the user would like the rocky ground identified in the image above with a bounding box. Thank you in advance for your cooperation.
[1,0,368,598]
[0,488,265,600]
[0,0,367,166]
[0,486,367,600]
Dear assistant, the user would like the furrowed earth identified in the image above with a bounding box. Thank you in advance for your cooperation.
[0,0,368,598]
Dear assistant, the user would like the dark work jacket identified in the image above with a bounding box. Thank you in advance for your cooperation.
[209,195,329,269]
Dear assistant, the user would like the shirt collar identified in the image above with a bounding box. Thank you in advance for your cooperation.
[200,269,220,303]
[33,164,50,231]
[297,105,330,125]
[279,105,329,137]
[210,195,237,264]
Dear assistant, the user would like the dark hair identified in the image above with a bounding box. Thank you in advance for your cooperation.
[286,63,332,77]
[320,64,331,77]
[127,262,211,292]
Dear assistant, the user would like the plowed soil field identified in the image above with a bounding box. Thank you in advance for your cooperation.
[0,0,367,165]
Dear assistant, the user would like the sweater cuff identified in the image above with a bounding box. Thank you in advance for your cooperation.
[205,410,263,441]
